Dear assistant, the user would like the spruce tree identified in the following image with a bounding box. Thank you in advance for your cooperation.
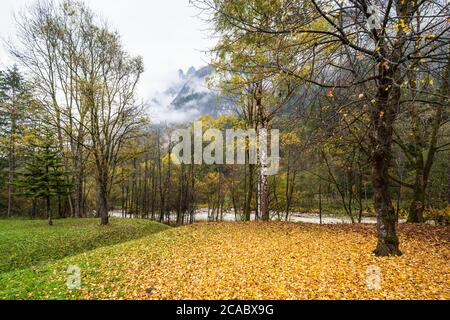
[15,138,71,225]
[0,66,30,218]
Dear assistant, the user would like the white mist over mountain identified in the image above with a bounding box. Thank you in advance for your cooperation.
[149,66,232,124]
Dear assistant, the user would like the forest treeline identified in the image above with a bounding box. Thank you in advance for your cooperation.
[0,0,449,256]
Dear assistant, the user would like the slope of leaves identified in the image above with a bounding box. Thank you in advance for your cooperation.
[1,222,448,300]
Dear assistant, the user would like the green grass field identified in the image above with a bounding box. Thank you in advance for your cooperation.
[0,218,169,274]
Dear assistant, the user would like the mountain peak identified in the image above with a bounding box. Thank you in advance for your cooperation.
[186,66,196,77]
[151,65,233,123]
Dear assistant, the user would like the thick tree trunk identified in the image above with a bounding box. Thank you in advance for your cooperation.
[74,149,85,218]
[408,180,425,223]
[371,154,401,256]
[98,185,109,226]
[406,101,427,223]
[96,169,109,226]
[371,82,402,257]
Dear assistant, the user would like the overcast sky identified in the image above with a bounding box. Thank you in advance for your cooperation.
[0,0,215,99]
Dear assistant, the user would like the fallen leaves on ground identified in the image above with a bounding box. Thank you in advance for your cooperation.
[76,222,449,300]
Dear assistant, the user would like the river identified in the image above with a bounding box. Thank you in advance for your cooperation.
[109,209,407,224]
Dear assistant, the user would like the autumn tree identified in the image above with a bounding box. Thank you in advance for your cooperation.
[195,0,449,256]
[392,51,449,223]
[11,0,90,218]
[208,7,298,221]
[79,29,144,226]
[11,0,145,225]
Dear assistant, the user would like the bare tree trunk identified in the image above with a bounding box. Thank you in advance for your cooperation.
[58,195,63,218]
[448,153,450,206]
[177,164,185,225]
[31,199,37,220]
[157,133,165,223]
[165,142,172,224]
[407,56,447,222]
[408,175,426,223]
[143,155,149,218]
[371,81,402,257]
[244,164,255,221]
[319,178,323,225]
[7,111,16,218]
[257,83,270,221]
[121,179,126,217]
[53,103,75,218]
[151,162,157,220]
[260,170,269,221]
[189,164,196,224]
[96,168,109,226]
[285,152,291,221]
[47,195,53,226]
[358,167,364,224]
[231,182,240,221]
[46,164,53,226]
[73,146,85,218]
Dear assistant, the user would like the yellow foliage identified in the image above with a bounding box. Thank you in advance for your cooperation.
[78,223,449,300]
[425,207,450,225]
[281,132,301,146]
